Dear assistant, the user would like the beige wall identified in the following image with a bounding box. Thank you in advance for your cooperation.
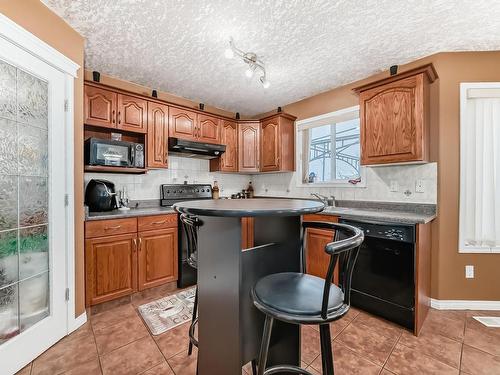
[275,51,500,301]
[0,0,86,315]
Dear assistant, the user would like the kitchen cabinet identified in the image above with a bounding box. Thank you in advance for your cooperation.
[241,217,255,249]
[354,64,437,165]
[85,214,178,306]
[117,94,148,133]
[84,84,147,133]
[302,214,339,283]
[147,102,169,168]
[169,107,197,140]
[85,233,138,306]
[210,120,238,172]
[138,228,178,290]
[238,122,260,172]
[84,85,117,129]
[260,114,296,172]
[198,114,221,144]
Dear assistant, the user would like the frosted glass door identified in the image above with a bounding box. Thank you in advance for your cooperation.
[0,60,50,345]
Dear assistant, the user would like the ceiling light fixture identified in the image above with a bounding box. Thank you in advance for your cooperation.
[225,37,270,89]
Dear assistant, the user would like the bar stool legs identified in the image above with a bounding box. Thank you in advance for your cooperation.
[319,324,334,375]
[257,315,274,375]
[188,286,199,356]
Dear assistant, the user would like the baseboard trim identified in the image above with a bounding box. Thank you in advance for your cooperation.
[431,299,500,310]
[68,311,88,333]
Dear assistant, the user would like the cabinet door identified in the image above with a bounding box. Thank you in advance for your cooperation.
[147,102,169,168]
[198,114,221,143]
[220,120,238,171]
[138,228,178,290]
[261,118,281,172]
[85,233,137,306]
[241,217,254,249]
[360,74,424,165]
[84,85,117,128]
[169,107,197,140]
[238,122,260,172]
[117,94,147,133]
[303,215,339,283]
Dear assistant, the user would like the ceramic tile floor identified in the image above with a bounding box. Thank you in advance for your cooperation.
[15,286,500,375]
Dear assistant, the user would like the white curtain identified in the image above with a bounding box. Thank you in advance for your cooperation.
[462,91,500,250]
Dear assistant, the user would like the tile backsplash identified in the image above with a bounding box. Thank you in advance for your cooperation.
[84,156,251,200]
[84,157,437,204]
[252,162,437,204]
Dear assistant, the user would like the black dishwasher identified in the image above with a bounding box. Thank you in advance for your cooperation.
[339,219,416,330]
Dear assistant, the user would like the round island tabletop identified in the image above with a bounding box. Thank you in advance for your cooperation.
[173,198,325,217]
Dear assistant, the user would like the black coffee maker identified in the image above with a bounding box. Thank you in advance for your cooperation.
[85,179,117,212]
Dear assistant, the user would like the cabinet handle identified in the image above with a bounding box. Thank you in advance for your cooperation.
[133,238,137,252]
[118,111,121,124]
[112,110,115,124]
[152,220,166,225]
[139,238,142,251]
[104,225,121,230]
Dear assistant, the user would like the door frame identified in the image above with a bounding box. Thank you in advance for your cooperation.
[0,12,80,373]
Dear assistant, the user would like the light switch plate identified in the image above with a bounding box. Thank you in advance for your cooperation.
[465,265,474,279]
[415,179,425,193]
[390,180,399,192]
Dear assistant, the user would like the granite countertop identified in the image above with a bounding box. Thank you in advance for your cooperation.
[86,200,175,221]
[173,198,324,217]
[86,198,436,224]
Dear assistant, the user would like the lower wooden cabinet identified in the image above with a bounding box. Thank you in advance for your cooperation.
[302,214,339,283]
[85,233,138,306]
[85,215,178,306]
[241,217,255,249]
[138,228,178,290]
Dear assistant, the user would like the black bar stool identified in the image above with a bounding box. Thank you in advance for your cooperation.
[251,221,364,375]
[180,213,258,375]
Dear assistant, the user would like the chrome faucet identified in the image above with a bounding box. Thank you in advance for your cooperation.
[310,193,336,207]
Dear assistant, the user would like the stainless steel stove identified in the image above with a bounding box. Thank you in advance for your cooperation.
[160,184,212,287]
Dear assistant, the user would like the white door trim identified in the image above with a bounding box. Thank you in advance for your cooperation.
[431,299,500,310]
[0,13,79,77]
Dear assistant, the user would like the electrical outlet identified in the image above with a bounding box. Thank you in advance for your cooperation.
[415,179,425,193]
[390,180,399,192]
[465,265,474,279]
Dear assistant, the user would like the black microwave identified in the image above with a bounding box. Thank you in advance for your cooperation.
[85,138,144,168]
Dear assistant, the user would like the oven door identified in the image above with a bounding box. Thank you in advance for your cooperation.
[93,140,132,167]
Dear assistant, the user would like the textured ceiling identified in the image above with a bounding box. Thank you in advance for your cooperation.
[43,0,500,116]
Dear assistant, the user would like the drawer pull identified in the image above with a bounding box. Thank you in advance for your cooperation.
[105,225,122,230]
[152,220,167,225]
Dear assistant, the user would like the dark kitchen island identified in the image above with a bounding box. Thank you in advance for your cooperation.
[173,199,324,375]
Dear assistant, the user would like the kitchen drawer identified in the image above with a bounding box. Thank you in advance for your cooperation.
[302,214,338,223]
[85,217,137,238]
[138,214,177,232]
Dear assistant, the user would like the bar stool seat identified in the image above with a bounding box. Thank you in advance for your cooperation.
[253,273,344,319]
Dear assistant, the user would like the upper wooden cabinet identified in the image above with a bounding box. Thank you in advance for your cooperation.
[354,64,437,165]
[169,107,197,140]
[260,113,296,172]
[210,120,238,172]
[147,102,169,168]
[198,114,221,144]
[117,94,147,133]
[238,122,260,172]
[84,84,147,133]
[84,86,117,128]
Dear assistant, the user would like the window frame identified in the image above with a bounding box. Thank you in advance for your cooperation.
[295,105,366,188]
[459,82,500,254]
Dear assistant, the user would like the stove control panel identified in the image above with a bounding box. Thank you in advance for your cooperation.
[160,184,212,206]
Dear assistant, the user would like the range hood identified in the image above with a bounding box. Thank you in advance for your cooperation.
[168,137,226,159]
